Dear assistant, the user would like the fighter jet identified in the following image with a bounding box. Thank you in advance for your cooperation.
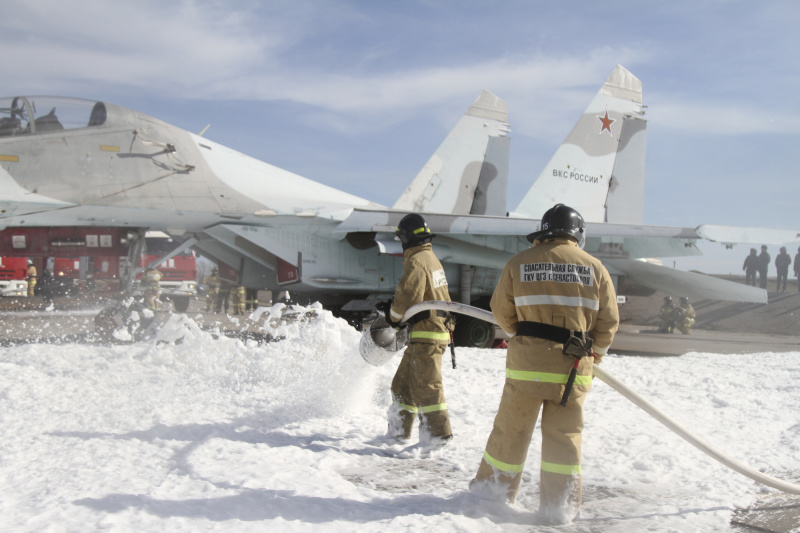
[0,66,793,345]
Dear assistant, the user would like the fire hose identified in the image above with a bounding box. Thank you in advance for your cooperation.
[360,300,800,495]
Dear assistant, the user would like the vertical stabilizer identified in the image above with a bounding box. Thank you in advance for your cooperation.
[393,90,510,215]
[511,65,646,223]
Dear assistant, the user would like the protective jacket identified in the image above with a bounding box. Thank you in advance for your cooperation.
[491,238,619,396]
[389,243,451,344]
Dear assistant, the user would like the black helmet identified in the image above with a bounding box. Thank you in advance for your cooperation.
[680,296,689,305]
[396,213,435,250]
[526,204,586,248]
[664,296,673,304]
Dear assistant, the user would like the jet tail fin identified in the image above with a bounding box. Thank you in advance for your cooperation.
[393,90,510,216]
[511,65,646,224]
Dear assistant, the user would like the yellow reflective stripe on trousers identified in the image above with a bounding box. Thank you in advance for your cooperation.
[409,331,450,341]
[400,403,447,414]
[541,460,581,476]
[506,368,592,386]
[483,451,524,474]
[419,403,447,414]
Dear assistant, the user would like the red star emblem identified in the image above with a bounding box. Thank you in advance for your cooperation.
[597,110,615,135]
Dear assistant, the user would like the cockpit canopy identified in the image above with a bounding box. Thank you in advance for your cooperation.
[0,96,106,137]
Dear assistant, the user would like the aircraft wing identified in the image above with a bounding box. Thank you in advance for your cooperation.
[336,208,774,303]
[696,225,800,246]
[604,258,767,304]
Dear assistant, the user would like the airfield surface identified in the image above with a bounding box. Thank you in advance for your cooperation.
[1,276,798,356]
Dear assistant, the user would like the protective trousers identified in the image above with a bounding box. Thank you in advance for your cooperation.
[475,378,585,515]
[388,341,451,440]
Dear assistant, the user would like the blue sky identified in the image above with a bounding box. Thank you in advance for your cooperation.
[2,0,799,273]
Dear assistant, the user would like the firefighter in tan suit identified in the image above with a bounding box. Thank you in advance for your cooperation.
[472,204,619,524]
[382,213,454,445]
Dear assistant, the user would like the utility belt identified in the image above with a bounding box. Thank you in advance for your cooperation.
[405,309,454,329]
[516,320,595,406]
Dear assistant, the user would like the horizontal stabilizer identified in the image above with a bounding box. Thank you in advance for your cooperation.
[605,258,768,304]
[696,225,800,246]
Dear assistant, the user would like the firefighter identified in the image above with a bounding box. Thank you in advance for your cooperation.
[216,278,231,314]
[675,296,696,334]
[381,213,454,446]
[142,267,162,310]
[245,288,259,310]
[658,296,677,333]
[471,204,619,525]
[204,267,220,312]
[232,284,246,315]
[26,259,37,298]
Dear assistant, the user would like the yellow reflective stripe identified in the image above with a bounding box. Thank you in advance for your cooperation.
[541,460,581,476]
[419,403,447,414]
[399,403,418,413]
[410,331,450,341]
[506,368,591,386]
[413,227,428,234]
[483,451,524,474]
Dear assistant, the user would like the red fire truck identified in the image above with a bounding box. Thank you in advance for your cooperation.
[0,256,28,297]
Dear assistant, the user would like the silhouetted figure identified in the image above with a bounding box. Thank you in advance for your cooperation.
[39,267,54,307]
[757,245,770,290]
[775,247,791,292]
[794,246,800,292]
[742,248,758,286]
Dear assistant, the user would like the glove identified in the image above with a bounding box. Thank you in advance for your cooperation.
[376,300,401,329]
[376,300,391,316]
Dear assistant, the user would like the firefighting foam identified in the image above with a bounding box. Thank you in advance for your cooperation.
[1,304,798,531]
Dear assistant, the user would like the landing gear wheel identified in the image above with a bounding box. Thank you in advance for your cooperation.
[454,315,494,348]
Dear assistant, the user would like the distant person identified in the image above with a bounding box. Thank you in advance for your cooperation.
[216,278,232,314]
[757,245,770,290]
[795,246,800,292]
[658,296,677,333]
[39,267,55,308]
[775,247,791,292]
[675,297,696,334]
[26,259,37,297]
[142,267,162,310]
[245,288,259,310]
[232,284,246,315]
[742,248,758,286]
[204,267,220,312]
